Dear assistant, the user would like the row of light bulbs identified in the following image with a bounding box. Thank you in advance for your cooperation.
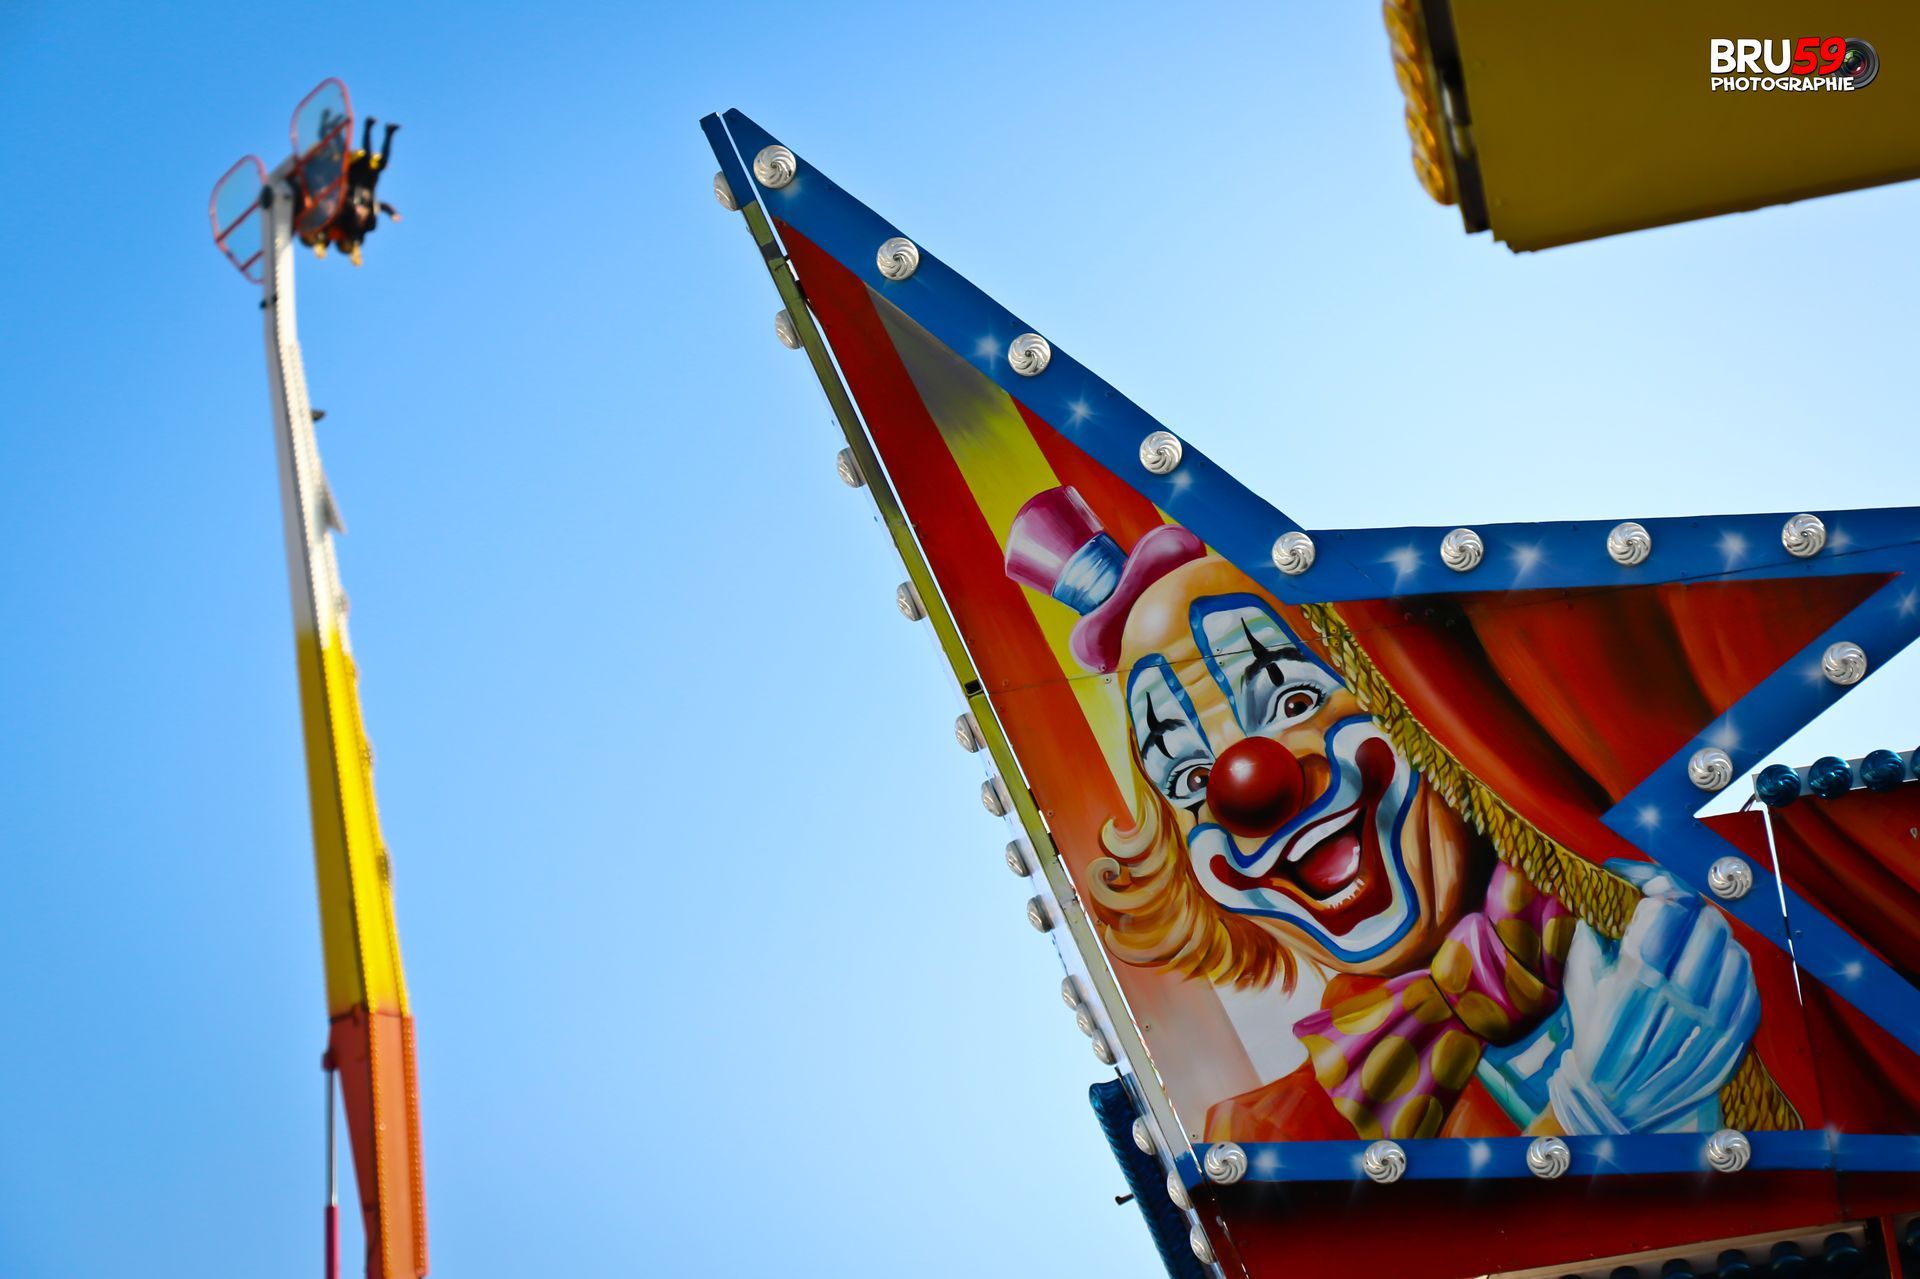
[729,134,1869,595]
[727,158,1847,591]
[1757,748,1918,807]
[952,583,1221,1252]
[1177,1127,1752,1190]
[726,147,1130,1103]
[756,249,1843,593]
[895,528,1122,1071]
[1139,1122,1754,1263]
[955,684,1121,1066]
[1128,1112,1223,1266]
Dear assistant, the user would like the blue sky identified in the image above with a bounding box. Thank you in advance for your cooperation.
[1,4,1914,1276]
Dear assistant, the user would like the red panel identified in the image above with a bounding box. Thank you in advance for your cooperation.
[1662,577,1893,713]
[1772,787,1920,976]
[1465,588,1714,802]
[1207,1173,1846,1279]
[330,1008,427,1279]
[1762,787,1920,1141]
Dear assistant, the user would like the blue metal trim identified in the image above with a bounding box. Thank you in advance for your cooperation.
[1220,1131,1874,1182]
[1089,1080,1209,1279]
[1605,575,1920,1052]
[699,113,757,213]
[1829,1133,1920,1171]
[716,109,1920,608]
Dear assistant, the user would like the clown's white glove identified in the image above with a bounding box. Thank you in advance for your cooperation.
[1548,860,1759,1135]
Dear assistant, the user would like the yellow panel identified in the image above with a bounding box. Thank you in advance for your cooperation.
[1443,1,1920,249]
[301,620,409,1017]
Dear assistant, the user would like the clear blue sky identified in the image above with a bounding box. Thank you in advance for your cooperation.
[1,4,1913,1276]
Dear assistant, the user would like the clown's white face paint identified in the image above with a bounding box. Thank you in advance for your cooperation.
[1187,718,1419,959]
[1124,598,1423,964]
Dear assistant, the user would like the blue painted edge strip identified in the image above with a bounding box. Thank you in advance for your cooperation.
[1191,1131,1905,1183]
[1090,1080,1209,1279]
[1172,1132,1920,1185]
[700,112,758,213]
[1606,575,1920,1052]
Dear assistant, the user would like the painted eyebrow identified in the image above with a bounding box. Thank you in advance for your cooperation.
[1215,614,1321,731]
[1137,691,1184,761]
[1240,618,1306,689]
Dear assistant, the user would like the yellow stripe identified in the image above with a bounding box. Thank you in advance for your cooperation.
[299,621,408,1016]
[872,299,1136,782]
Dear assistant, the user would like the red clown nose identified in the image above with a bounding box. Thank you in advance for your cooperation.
[1208,737,1306,838]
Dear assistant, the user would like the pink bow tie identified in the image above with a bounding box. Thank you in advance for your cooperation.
[1293,863,1575,1141]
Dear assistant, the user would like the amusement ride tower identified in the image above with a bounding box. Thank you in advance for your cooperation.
[210,79,427,1279]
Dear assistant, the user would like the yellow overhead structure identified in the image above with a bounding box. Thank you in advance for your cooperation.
[1386,0,1920,250]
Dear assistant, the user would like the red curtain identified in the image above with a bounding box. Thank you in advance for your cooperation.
[1340,574,1920,1130]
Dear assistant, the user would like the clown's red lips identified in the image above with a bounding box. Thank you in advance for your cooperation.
[1210,736,1400,934]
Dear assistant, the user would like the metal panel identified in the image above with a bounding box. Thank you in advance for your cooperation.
[1420,1,1920,249]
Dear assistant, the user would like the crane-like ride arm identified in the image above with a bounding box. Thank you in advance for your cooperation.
[258,166,428,1279]
[213,77,427,1277]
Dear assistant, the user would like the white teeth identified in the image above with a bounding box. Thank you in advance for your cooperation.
[1317,873,1367,910]
[1284,806,1357,864]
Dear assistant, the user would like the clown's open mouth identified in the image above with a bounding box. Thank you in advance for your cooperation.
[1209,736,1399,933]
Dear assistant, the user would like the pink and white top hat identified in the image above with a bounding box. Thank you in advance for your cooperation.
[1004,486,1205,674]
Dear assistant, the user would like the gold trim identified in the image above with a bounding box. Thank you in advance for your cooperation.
[1382,0,1457,206]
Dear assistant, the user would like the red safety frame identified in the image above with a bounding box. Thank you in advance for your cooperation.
[289,77,355,239]
[208,155,268,282]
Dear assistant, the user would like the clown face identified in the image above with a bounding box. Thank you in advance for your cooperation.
[1118,557,1475,974]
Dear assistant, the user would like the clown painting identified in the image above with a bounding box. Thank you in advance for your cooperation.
[1005,486,1784,1144]
[712,127,1920,1275]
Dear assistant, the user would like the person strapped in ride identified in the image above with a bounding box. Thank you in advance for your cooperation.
[329,117,402,267]
[1002,485,1819,1143]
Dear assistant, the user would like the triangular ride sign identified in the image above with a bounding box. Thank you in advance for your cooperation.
[703,109,1920,1279]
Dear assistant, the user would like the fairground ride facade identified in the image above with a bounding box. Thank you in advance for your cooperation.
[700,106,1919,1279]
